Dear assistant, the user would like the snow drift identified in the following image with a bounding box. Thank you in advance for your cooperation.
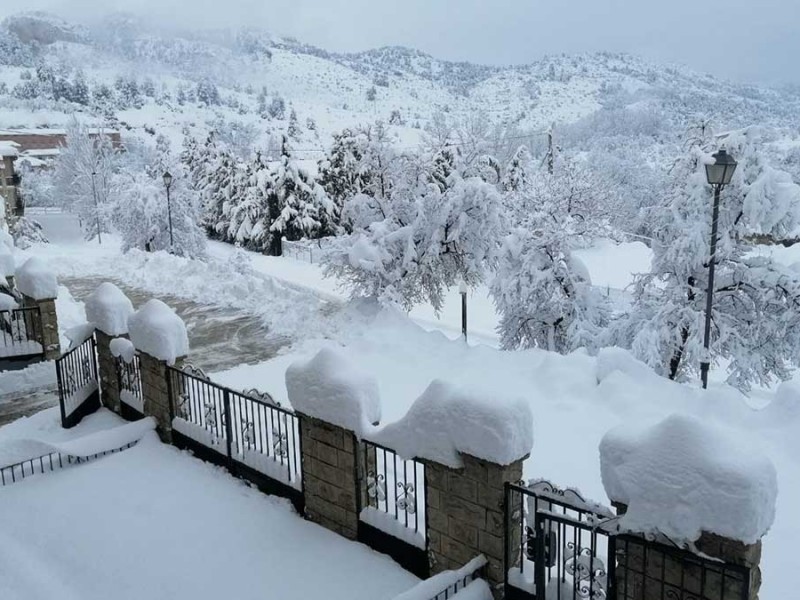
[376,380,533,468]
[85,282,134,336]
[599,414,777,544]
[286,347,381,435]
[15,257,57,300]
[128,299,188,365]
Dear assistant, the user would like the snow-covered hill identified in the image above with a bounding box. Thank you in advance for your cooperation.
[2,10,799,154]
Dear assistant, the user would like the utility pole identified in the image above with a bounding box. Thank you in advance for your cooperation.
[91,170,102,245]
[459,280,468,344]
[546,125,554,175]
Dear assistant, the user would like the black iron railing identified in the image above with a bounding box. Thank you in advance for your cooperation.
[0,441,138,487]
[424,561,486,600]
[360,439,425,539]
[167,365,302,491]
[504,481,754,600]
[615,533,751,600]
[56,335,100,428]
[505,481,617,600]
[0,306,44,360]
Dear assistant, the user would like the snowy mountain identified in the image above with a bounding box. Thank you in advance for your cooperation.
[2,10,799,154]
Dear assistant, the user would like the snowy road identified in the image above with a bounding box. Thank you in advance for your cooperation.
[61,275,290,372]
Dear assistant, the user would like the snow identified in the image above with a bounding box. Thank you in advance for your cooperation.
[392,556,487,600]
[375,380,533,468]
[599,414,778,544]
[127,299,188,365]
[360,507,426,549]
[0,293,18,311]
[109,337,136,363]
[0,416,418,600]
[64,323,94,349]
[0,418,156,468]
[0,248,15,279]
[0,141,19,157]
[0,361,56,397]
[285,347,381,435]
[0,230,14,252]
[15,257,58,300]
[84,282,134,336]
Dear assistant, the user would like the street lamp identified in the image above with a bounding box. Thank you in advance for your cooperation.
[162,171,174,251]
[700,148,737,389]
[459,280,468,343]
[91,170,102,245]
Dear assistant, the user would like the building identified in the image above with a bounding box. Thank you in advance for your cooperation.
[0,128,122,154]
[0,142,21,218]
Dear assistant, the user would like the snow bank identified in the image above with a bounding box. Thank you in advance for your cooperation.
[0,293,18,311]
[110,337,136,363]
[0,418,156,467]
[376,380,533,468]
[15,257,58,300]
[0,229,13,252]
[286,347,381,435]
[85,282,134,336]
[128,299,188,365]
[64,323,95,349]
[599,414,777,544]
[596,347,661,384]
[392,556,488,600]
[0,248,14,279]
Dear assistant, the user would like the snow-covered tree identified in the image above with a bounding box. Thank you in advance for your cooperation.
[491,221,610,354]
[317,128,373,231]
[616,127,800,390]
[269,137,334,251]
[113,147,206,258]
[50,120,118,241]
[324,172,504,313]
[502,144,535,193]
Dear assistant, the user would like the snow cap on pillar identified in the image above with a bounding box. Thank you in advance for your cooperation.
[128,299,188,365]
[86,282,135,336]
[16,257,58,300]
[599,413,777,544]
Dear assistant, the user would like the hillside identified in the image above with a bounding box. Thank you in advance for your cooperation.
[1,10,799,156]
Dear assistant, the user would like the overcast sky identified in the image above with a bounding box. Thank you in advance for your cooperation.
[3,0,798,85]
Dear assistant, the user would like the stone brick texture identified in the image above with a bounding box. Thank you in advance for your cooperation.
[425,453,525,599]
[21,295,60,360]
[139,351,183,442]
[95,330,122,415]
[299,414,359,540]
[614,503,762,600]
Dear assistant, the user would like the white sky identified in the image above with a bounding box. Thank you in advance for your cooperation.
[3,0,799,85]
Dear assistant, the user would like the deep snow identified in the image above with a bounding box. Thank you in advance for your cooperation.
[0,409,418,600]
[11,213,800,599]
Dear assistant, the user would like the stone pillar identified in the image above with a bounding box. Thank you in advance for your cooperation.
[426,453,527,599]
[139,351,184,443]
[21,294,60,360]
[613,503,763,600]
[95,330,122,414]
[298,413,359,540]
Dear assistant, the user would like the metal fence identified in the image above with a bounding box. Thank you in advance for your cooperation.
[358,438,428,577]
[504,480,753,600]
[116,354,144,421]
[167,364,303,510]
[56,335,100,428]
[0,441,138,487]
[281,238,332,264]
[0,306,44,362]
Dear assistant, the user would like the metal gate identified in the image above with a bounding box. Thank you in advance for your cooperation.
[504,481,753,600]
[56,335,101,428]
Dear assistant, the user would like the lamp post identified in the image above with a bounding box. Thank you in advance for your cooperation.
[162,171,174,251]
[91,170,102,245]
[459,280,468,343]
[700,148,738,389]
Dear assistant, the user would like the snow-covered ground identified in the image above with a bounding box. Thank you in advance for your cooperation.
[5,213,800,599]
[0,408,418,600]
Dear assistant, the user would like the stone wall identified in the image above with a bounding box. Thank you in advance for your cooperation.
[139,351,183,442]
[21,294,59,360]
[426,453,525,598]
[95,330,120,414]
[298,414,359,540]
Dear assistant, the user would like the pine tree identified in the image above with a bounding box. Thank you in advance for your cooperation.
[287,108,301,139]
[502,144,534,193]
[317,128,372,232]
